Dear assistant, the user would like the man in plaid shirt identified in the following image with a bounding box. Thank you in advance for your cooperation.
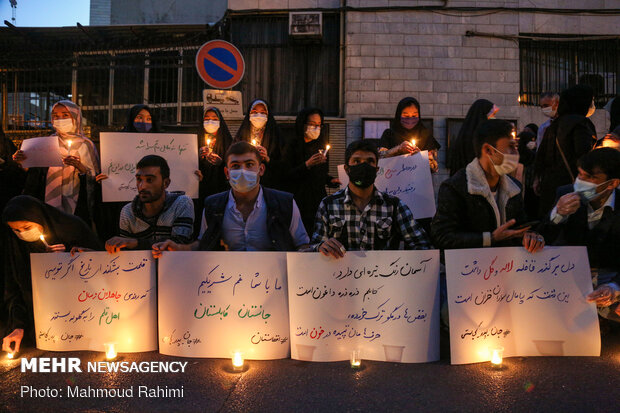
[311,140,431,258]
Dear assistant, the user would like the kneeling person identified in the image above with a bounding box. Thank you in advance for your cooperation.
[105,155,194,253]
[311,139,431,258]
[153,141,309,254]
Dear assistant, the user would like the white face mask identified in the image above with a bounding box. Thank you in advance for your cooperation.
[14,226,43,242]
[305,125,321,140]
[542,106,556,118]
[228,169,259,193]
[203,120,220,134]
[53,118,74,134]
[489,146,519,175]
[573,178,610,202]
[586,101,596,118]
[526,141,537,151]
[250,113,268,129]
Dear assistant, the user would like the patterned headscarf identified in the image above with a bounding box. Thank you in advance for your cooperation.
[45,100,100,214]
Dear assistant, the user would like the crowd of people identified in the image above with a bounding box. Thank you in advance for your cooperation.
[1,87,619,355]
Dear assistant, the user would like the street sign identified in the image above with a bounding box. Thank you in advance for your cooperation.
[195,40,245,89]
[203,89,243,118]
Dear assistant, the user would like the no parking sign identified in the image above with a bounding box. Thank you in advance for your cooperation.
[195,40,245,89]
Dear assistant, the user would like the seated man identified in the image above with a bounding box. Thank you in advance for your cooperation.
[541,148,620,319]
[431,119,544,252]
[153,141,308,254]
[311,139,431,259]
[105,155,194,253]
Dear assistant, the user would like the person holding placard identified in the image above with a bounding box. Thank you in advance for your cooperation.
[234,99,289,190]
[94,104,162,241]
[540,148,620,320]
[152,141,308,255]
[310,140,431,258]
[105,155,194,253]
[1,195,102,354]
[12,100,100,226]
[285,107,340,233]
[431,119,545,252]
[378,97,441,173]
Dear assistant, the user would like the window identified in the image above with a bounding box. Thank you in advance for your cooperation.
[519,37,620,107]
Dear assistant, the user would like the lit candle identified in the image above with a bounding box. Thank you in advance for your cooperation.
[67,140,72,155]
[411,139,416,147]
[350,350,361,369]
[232,352,244,371]
[511,131,516,139]
[251,139,258,146]
[104,342,117,360]
[490,346,504,367]
[39,235,50,248]
[7,352,15,360]
[206,138,211,148]
[323,144,331,155]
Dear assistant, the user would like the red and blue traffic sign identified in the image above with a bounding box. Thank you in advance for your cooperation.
[195,40,245,89]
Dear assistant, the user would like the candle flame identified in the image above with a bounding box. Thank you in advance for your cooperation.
[206,139,211,147]
[251,139,257,146]
[105,343,117,360]
[7,352,14,359]
[232,352,244,368]
[491,349,503,365]
[411,139,416,147]
[40,235,45,242]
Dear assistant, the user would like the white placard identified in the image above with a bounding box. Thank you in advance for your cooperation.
[287,250,440,363]
[203,89,243,118]
[20,135,63,168]
[338,152,436,219]
[100,132,199,202]
[158,252,290,359]
[30,251,157,352]
[445,246,600,365]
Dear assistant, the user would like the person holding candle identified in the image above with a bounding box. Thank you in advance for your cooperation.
[234,99,289,190]
[152,141,308,255]
[198,106,233,199]
[12,100,100,227]
[285,108,340,233]
[105,155,194,253]
[122,104,161,133]
[431,120,545,252]
[448,99,497,176]
[310,140,431,258]
[378,97,441,173]
[1,195,101,354]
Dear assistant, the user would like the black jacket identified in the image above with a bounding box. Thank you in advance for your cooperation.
[431,160,528,249]
[198,187,297,251]
[540,185,620,274]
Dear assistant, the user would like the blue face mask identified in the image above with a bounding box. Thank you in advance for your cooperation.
[401,116,419,130]
[134,122,152,133]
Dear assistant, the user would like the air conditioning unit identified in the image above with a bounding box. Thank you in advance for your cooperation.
[289,12,322,38]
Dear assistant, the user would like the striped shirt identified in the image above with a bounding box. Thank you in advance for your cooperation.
[119,192,194,249]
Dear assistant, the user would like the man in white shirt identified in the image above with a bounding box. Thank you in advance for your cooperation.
[543,148,620,319]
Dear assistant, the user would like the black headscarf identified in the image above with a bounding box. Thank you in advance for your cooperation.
[2,195,102,339]
[234,99,283,159]
[380,97,441,152]
[122,104,161,133]
[294,107,328,156]
[199,106,233,158]
[517,131,537,166]
[0,127,26,212]
[524,123,539,135]
[448,99,494,175]
[556,84,594,118]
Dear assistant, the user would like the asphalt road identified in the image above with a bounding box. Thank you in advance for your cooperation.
[2,329,619,413]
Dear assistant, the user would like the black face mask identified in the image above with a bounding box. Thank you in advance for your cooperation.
[347,162,377,188]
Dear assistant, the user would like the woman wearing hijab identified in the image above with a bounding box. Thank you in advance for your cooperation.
[93,105,162,241]
[122,104,161,133]
[12,100,101,226]
[379,97,441,172]
[1,195,102,354]
[534,84,597,217]
[448,99,497,176]
[234,99,288,190]
[286,108,340,233]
